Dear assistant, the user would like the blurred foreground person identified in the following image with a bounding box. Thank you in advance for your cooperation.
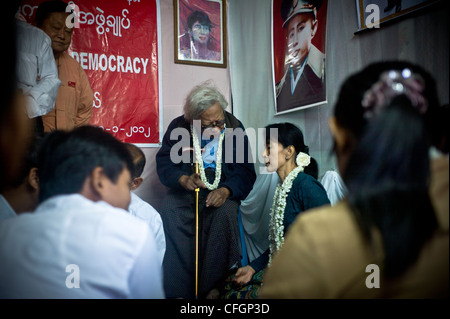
[262,61,449,298]
[1,2,33,193]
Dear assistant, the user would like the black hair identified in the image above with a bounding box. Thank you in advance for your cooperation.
[334,61,439,278]
[10,134,45,188]
[38,126,134,203]
[303,157,318,180]
[125,143,146,178]
[35,0,71,28]
[187,10,212,31]
[265,122,309,156]
[432,103,449,154]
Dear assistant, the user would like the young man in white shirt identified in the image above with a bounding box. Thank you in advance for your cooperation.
[0,126,165,299]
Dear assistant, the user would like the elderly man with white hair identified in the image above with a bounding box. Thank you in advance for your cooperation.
[156,81,256,299]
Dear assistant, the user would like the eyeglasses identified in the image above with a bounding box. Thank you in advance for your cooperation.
[201,119,225,130]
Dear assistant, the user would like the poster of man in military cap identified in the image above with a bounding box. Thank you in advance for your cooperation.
[272,0,328,114]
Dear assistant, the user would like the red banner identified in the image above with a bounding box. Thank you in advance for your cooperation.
[19,0,162,146]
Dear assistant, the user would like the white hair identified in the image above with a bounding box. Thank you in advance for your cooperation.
[183,80,228,121]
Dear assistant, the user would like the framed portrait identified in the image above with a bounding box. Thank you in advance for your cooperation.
[174,0,227,68]
[356,0,441,31]
[272,0,328,115]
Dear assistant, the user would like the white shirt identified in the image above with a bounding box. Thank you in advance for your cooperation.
[128,192,166,266]
[0,194,165,299]
[0,194,16,222]
[15,19,61,118]
[321,170,347,206]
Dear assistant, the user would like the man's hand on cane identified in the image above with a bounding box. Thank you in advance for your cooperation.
[179,173,206,191]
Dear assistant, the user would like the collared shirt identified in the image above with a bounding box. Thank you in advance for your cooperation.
[201,127,226,170]
[15,20,61,118]
[0,195,16,222]
[0,194,165,299]
[42,52,93,132]
[128,192,166,266]
[289,54,308,95]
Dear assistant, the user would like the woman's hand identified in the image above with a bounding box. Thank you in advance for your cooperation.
[232,265,256,287]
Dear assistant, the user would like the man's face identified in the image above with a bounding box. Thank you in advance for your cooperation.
[199,102,225,137]
[40,12,74,55]
[100,167,132,211]
[285,13,317,67]
[190,20,210,45]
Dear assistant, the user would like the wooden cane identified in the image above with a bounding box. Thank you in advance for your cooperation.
[194,161,200,299]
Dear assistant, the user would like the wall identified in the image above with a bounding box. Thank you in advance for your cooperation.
[135,0,230,207]
[228,0,449,181]
[139,0,449,207]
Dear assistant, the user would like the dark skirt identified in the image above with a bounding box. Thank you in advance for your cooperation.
[159,188,241,299]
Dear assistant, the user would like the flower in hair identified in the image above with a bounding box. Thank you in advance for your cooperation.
[296,152,310,168]
[361,68,428,119]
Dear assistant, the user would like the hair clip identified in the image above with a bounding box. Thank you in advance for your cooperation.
[361,68,428,119]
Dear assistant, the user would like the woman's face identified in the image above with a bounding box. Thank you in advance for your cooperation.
[191,20,210,45]
[262,139,287,173]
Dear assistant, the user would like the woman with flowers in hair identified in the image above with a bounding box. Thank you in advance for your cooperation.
[223,122,330,298]
[261,61,449,298]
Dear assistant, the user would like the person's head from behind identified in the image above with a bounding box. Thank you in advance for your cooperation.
[35,0,74,57]
[281,0,322,68]
[1,134,44,213]
[124,143,146,191]
[38,126,134,210]
[187,10,212,46]
[263,122,309,173]
[329,61,439,180]
[329,61,440,277]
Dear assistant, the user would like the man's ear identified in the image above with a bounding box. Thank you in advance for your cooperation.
[27,167,39,191]
[130,177,143,191]
[90,166,106,195]
[78,166,104,202]
[311,18,318,38]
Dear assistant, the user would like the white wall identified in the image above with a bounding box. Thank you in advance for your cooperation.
[135,0,230,207]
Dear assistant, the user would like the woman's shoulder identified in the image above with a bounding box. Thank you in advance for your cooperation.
[292,171,323,190]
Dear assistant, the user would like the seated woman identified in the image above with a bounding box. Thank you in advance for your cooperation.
[222,122,330,298]
[261,61,449,298]
[155,81,256,299]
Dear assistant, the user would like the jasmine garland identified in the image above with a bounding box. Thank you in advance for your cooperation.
[268,152,311,266]
[191,124,226,190]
